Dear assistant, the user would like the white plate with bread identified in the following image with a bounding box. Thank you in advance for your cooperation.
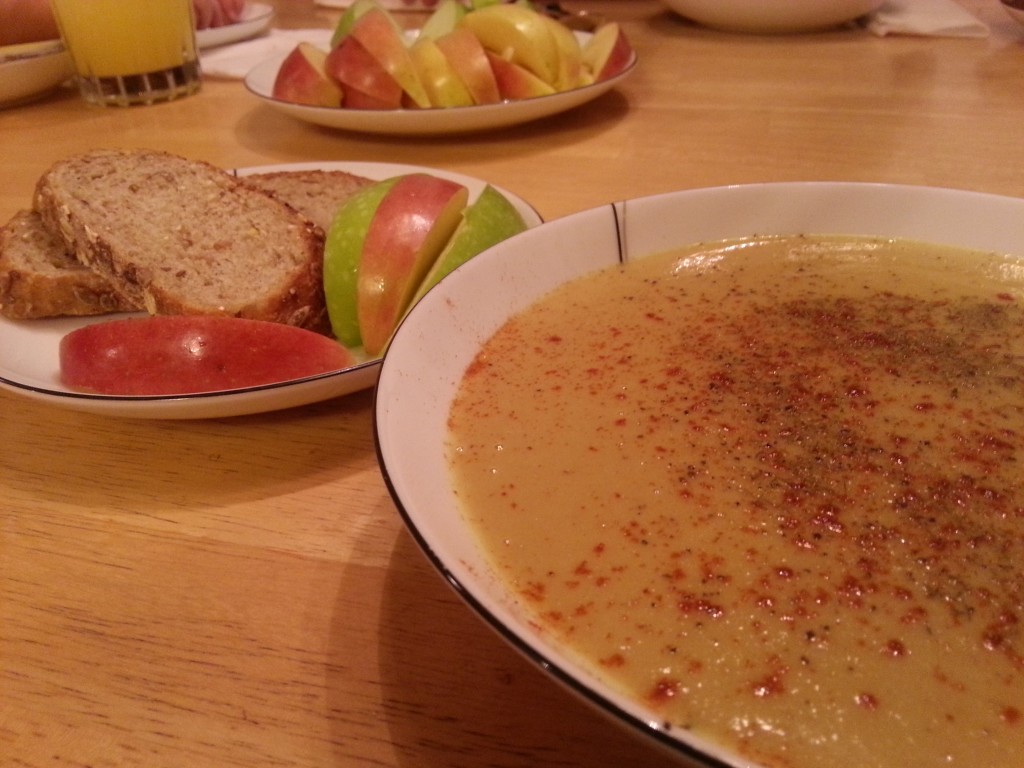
[0,156,541,420]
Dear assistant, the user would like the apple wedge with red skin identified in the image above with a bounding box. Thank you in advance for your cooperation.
[59,316,355,396]
[273,42,344,108]
[325,35,403,109]
[411,37,475,108]
[582,22,634,82]
[357,174,469,356]
[349,7,432,109]
[486,51,555,100]
[435,27,501,105]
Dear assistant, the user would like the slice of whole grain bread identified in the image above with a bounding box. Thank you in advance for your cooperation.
[34,148,328,331]
[0,209,139,319]
[242,169,374,234]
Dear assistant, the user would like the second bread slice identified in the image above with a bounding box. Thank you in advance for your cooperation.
[34,148,328,331]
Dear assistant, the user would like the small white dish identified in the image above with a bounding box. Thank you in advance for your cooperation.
[196,2,275,49]
[315,0,464,10]
[0,39,73,108]
[1001,0,1024,27]
[659,0,883,33]
[243,31,637,136]
[375,181,1024,764]
[0,161,541,420]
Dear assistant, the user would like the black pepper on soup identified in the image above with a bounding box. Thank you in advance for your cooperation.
[446,235,1024,768]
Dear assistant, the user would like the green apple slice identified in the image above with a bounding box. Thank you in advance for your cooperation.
[408,184,528,308]
[419,0,467,41]
[323,177,399,348]
[331,0,378,47]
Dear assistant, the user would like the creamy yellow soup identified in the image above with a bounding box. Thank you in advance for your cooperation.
[446,236,1024,768]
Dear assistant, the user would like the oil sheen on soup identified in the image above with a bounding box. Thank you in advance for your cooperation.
[446,236,1024,768]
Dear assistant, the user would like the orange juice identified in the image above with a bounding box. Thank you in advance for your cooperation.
[51,0,197,78]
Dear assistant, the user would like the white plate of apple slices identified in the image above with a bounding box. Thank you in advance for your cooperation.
[0,161,541,420]
[243,22,634,135]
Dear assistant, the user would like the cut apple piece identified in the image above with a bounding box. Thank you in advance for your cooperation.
[419,0,467,41]
[409,184,528,308]
[325,35,403,109]
[272,43,344,108]
[486,51,555,100]
[582,22,634,82]
[349,7,432,109]
[331,0,378,47]
[411,38,475,108]
[357,174,469,356]
[459,3,560,86]
[538,14,584,92]
[323,178,400,348]
[435,27,501,105]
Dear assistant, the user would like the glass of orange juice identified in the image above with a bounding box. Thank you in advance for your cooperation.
[49,0,201,107]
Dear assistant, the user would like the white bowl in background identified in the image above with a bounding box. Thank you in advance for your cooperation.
[375,181,1024,765]
[0,39,73,108]
[1001,0,1024,27]
[659,0,884,33]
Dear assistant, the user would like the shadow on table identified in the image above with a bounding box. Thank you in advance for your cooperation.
[363,529,688,768]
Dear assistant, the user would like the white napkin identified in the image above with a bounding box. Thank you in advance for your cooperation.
[201,28,333,79]
[867,0,989,37]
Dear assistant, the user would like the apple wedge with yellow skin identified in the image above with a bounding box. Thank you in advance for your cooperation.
[459,4,560,86]
[325,35,403,109]
[273,43,344,108]
[357,174,469,356]
[538,14,584,91]
[324,178,400,348]
[435,27,501,105]
[582,22,634,82]
[350,7,432,109]
[486,51,555,100]
[409,184,528,308]
[411,38,475,107]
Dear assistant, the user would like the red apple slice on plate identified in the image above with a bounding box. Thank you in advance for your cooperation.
[60,316,355,396]
[435,27,502,105]
[273,43,344,108]
[349,7,432,109]
[582,22,634,82]
[325,35,403,110]
[486,51,555,101]
[357,174,469,356]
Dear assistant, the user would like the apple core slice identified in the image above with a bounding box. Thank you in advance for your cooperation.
[357,174,469,356]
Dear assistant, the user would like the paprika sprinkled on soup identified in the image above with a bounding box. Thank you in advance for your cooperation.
[446,235,1024,768]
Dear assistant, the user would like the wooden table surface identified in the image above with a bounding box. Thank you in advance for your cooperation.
[2,2,1022,766]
